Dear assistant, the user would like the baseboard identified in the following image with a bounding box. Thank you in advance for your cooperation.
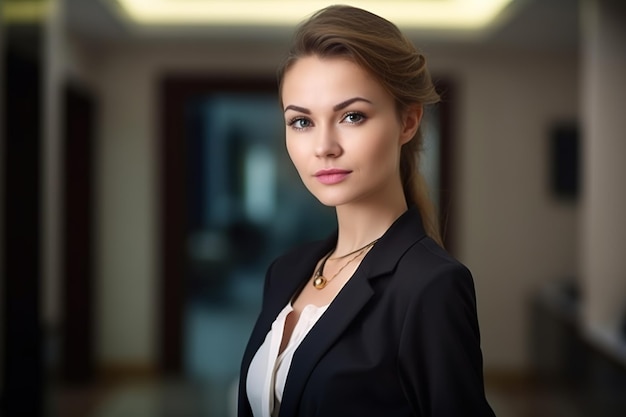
[97,362,159,384]
[483,368,535,390]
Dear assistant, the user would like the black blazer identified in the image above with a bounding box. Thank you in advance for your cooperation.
[238,208,495,417]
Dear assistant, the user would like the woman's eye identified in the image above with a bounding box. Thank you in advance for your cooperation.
[288,117,312,130]
[343,112,366,124]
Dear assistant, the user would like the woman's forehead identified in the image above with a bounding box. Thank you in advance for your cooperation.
[281,56,389,108]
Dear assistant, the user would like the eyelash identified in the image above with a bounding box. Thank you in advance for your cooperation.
[286,111,367,131]
[287,117,312,131]
[342,111,367,125]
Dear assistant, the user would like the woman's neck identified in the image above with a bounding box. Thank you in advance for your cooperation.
[333,199,408,257]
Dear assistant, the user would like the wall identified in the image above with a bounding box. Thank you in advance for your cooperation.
[88,38,579,371]
[581,0,626,346]
[427,45,579,370]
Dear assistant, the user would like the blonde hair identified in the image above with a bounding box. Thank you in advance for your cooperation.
[278,5,443,246]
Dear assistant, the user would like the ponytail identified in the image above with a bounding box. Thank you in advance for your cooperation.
[400,130,443,247]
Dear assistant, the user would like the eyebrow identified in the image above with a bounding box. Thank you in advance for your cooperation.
[333,97,372,111]
[283,97,373,114]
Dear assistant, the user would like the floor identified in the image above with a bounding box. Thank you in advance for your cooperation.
[49,376,595,417]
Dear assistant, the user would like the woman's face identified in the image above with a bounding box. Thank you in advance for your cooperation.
[282,55,420,208]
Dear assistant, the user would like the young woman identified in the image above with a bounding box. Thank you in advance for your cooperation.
[238,5,495,417]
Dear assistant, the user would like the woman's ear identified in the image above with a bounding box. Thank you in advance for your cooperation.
[399,105,423,145]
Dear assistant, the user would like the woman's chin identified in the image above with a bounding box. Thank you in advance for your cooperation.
[306,187,354,207]
[312,196,342,207]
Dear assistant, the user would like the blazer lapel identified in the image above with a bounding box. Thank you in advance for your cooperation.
[278,208,427,417]
[277,262,374,417]
[239,234,336,395]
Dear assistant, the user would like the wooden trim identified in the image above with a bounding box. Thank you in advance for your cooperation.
[483,368,535,390]
[62,81,96,384]
[97,362,159,384]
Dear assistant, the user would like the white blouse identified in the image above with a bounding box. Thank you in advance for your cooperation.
[246,302,329,417]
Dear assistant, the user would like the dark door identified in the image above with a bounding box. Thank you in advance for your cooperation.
[61,82,96,384]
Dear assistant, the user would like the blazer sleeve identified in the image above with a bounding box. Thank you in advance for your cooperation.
[397,265,495,417]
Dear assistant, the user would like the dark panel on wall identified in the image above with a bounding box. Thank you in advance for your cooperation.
[550,123,579,199]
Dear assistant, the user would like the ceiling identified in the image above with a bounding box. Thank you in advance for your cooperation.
[64,0,579,50]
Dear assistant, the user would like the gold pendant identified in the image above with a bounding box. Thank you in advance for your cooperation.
[313,275,327,289]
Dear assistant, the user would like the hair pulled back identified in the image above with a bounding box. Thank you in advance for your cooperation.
[278,5,443,246]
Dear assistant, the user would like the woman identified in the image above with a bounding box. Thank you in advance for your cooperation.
[238,5,495,417]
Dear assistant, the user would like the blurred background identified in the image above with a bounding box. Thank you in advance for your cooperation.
[1,0,626,416]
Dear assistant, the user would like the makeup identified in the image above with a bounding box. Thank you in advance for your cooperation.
[314,168,351,185]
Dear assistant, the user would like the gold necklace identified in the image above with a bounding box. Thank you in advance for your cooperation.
[327,238,381,261]
[312,239,378,290]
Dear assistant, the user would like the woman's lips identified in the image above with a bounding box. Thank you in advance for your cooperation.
[314,169,352,185]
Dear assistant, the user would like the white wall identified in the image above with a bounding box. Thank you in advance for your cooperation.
[428,45,579,370]
[581,0,626,343]
[89,38,579,371]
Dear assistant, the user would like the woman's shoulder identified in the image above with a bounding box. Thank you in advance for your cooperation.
[392,235,475,295]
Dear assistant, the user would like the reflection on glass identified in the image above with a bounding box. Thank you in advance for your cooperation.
[183,93,335,416]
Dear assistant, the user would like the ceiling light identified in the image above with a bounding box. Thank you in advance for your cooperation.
[3,0,51,23]
[111,0,515,30]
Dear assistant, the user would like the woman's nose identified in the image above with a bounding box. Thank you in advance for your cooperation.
[314,126,342,158]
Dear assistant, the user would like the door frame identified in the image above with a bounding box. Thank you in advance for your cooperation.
[158,75,456,374]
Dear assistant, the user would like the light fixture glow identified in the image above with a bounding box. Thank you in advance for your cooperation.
[3,0,50,23]
[111,0,515,30]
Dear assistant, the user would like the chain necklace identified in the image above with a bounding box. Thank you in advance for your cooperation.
[312,238,379,290]
[327,237,381,261]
